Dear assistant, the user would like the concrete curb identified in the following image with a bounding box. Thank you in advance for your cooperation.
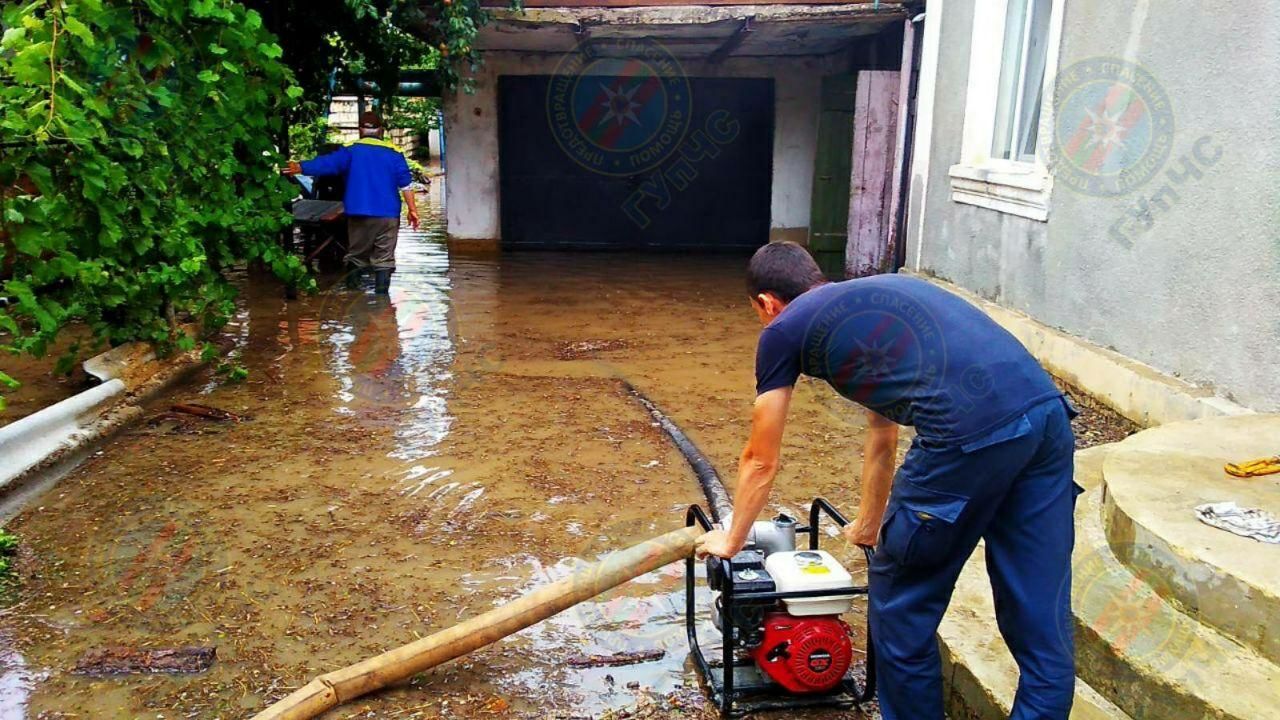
[0,379,127,490]
[0,345,203,520]
[906,271,1254,427]
[940,547,1133,720]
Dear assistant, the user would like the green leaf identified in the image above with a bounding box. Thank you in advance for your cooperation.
[119,138,144,158]
[61,16,95,46]
[59,72,88,96]
[0,27,25,49]
[11,225,44,256]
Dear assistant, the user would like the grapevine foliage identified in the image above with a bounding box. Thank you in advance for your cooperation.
[0,527,16,584]
[0,0,506,412]
[0,0,312,409]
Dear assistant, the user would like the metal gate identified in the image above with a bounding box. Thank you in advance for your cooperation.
[498,75,774,251]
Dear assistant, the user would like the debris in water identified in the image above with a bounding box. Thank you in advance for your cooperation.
[555,339,630,361]
[71,646,216,676]
[170,403,243,422]
[565,649,666,669]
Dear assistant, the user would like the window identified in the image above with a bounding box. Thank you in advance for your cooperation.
[948,0,1064,221]
[991,0,1053,162]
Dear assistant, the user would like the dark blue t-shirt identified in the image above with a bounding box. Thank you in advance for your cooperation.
[755,275,1061,442]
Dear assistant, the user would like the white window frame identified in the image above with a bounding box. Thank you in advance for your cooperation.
[948,0,1065,222]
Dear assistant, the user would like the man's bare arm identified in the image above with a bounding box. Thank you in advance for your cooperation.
[696,387,792,559]
[402,189,420,230]
[845,409,899,547]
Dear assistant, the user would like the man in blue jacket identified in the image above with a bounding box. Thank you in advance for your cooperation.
[697,242,1081,720]
[285,112,418,294]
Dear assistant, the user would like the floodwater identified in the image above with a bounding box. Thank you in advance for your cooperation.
[0,184,891,719]
[0,331,92,428]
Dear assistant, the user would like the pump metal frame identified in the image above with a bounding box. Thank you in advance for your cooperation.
[685,499,876,718]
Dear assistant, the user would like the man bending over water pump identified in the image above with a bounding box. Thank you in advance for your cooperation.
[695,241,1081,720]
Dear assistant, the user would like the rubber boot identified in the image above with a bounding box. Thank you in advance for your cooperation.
[373,269,392,295]
[344,265,366,290]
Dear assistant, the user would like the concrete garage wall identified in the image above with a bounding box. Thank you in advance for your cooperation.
[907,1,1280,411]
[443,52,843,244]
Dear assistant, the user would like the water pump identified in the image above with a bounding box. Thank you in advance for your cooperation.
[686,499,875,717]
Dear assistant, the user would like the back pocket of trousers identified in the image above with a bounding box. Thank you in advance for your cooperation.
[881,482,970,569]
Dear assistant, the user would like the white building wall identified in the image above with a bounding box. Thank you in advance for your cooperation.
[443,52,844,242]
[906,0,1280,411]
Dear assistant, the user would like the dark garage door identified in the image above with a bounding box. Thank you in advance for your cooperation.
[499,75,774,250]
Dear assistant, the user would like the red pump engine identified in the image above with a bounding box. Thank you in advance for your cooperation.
[696,509,873,716]
[749,612,853,694]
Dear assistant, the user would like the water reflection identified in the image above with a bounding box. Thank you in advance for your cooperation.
[0,636,43,720]
[319,212,456,461]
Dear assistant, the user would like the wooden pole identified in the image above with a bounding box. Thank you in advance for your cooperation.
[251,524,703,720]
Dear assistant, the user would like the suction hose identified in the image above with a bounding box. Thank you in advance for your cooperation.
[621,381,734,523]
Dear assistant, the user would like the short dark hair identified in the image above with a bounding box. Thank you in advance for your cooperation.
[747,241,827,303]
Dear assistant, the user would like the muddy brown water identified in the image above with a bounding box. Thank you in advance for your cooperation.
[0,186,887,719]
[0,331,93,429]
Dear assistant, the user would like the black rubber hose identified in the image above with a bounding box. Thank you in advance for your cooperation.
[621,381,734,524]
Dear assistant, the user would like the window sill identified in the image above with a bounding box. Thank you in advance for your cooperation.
[948,163,1051,222]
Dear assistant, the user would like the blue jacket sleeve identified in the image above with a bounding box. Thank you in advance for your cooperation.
[300,147,352,177]
[395,154,412,189]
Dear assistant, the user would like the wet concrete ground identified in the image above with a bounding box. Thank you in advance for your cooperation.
[0,185,887,718]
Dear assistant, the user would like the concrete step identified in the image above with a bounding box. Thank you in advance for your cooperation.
[1100,413,1280,665]
[940,546,1132,720]
[1074,488,1280,719]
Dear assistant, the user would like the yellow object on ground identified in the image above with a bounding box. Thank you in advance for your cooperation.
[1225,456,1280,478]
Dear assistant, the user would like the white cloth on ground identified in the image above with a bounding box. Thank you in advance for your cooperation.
[1194,501,1280,544]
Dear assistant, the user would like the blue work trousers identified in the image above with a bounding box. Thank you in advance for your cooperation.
[870,396,1080,720]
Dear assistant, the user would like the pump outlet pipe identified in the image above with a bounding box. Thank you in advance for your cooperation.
[250,525,701,720]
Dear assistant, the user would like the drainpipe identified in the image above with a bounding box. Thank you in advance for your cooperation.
[893,8,927,272]
[439,108,447,174]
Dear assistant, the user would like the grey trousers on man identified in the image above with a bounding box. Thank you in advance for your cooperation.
[346,216,399,270]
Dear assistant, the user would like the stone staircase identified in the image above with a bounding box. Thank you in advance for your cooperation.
[938,415,1280,719]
